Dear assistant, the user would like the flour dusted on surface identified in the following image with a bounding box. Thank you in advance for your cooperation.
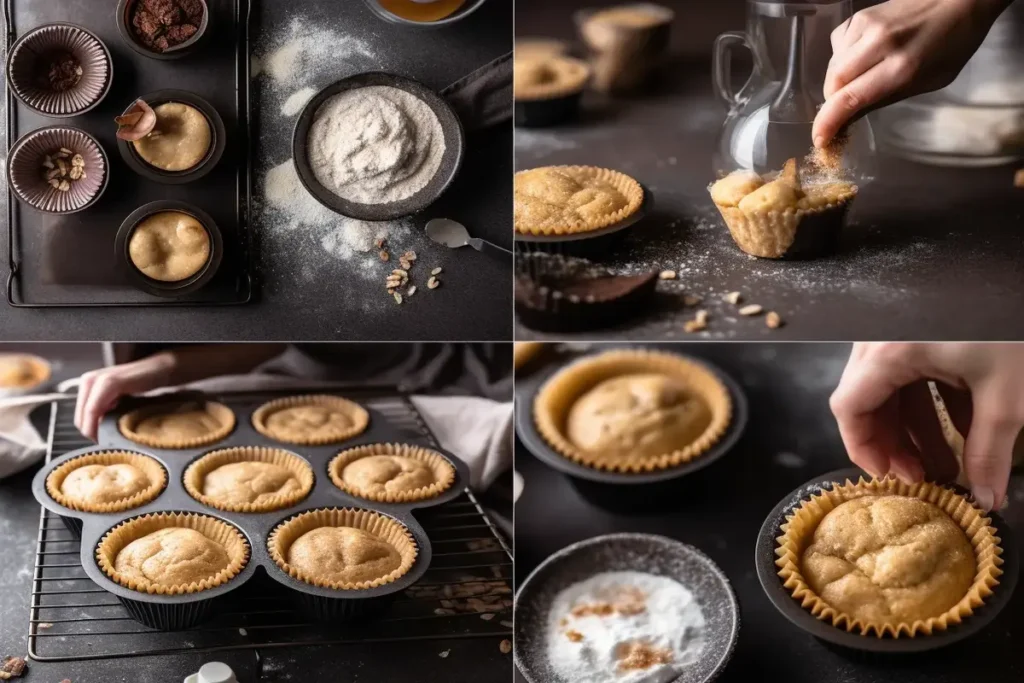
[546,571,706,683]
[282,87,316,117]
[309,86,446,204]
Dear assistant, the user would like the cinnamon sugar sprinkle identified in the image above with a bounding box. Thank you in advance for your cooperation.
[615,640,674,672]
[565,629,584,642]
[569,585,647,619]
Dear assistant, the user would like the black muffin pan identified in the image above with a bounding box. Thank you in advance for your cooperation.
[514,349,749,510]
[515,533,740,683]
[755,468,1020,653]
[30,391,470,630]
[514,90,585,128]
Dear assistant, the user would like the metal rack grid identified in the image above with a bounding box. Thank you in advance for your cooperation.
[28,391,513,662]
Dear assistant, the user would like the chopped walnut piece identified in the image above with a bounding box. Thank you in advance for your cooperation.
[723,291,742,305]
[427,276,440,289]
[431,267,442,275]
[0,656,26,677]
[499,639,512,654]
[683,294,702,307]
[658,270,676,280]
[379,250,390,262]
[565,630,584,642]
[438,649,450,659]
[738,304,763,316]
[766,311,783,329]
[403,250,417,261]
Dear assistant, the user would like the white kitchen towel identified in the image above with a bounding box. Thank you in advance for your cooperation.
[0,392,68,479]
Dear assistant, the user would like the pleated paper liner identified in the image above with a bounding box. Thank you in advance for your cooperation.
[251,394,370,446]
[7,127,109,214]
[533,348,732,473]
[328,443,456,503]
[95,512,250,596]
[268,507,418,590]
[118,400,236,449]
[775,477,1003,638]
[183,446,315,513]
[514,166,644,236]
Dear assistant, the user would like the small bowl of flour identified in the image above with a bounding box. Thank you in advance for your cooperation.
[293,72,465,221]
[515,533,740,683]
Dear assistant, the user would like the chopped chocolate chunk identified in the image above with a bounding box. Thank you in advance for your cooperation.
[34,51,82,92]
[130,0,204,52]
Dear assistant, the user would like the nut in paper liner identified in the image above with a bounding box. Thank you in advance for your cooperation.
[329,443,456,503]
[46,450,167,513]
[183,446,315,513]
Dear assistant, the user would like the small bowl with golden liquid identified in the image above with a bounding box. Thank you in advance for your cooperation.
[362,0,488,27]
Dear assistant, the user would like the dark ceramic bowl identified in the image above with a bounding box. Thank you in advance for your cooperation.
[755,468,1020,653]
[7,126,109,214]
[361,0,488,28]
[515,533,740,683]
[293,72,465,221]
[6,23,112,117]
[515,90,586,128]
[116,0,210,60]
[116,90,226,184]
[115,200,224,298]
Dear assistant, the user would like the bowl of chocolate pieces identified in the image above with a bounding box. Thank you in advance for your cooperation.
[117,0,210,60]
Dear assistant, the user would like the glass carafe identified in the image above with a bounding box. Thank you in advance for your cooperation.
[712,0,875,180]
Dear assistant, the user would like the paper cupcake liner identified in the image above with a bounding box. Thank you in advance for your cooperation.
[515,166,644,236]
[514,55,591,101]
[711,187,857,259]
[183,446,315,513]
[251,395,370,446]
[8,127,108,214]
[96,512,250,596]
[118,401,236,449]
[268,507,418,590]
[775,477,1003,638]
[533,348,733,472]
[328,443,456,503]
[45,450,167,513]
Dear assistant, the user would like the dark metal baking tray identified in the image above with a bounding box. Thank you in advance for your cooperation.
[3,0,254,306]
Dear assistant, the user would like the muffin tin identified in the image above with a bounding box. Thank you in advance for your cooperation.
[30,391,470,630]
[755,468,1020,652]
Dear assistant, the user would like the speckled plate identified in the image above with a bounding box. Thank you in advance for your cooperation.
[515,533,740,683]
[7,126,109,214]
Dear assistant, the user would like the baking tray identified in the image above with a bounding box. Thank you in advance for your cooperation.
[30,390,471,630]
[3,0,254,306]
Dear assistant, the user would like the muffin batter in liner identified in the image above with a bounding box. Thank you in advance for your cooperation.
[252,395,370,446]
[96,512,250,595]
[46,450,167,513]
[775,477,1003,638]
[119,401,236,449]
[515,165,644,236]
[533,348,733,472]
[268,507,418,590]
[328,443,456,503]
[183,446,315,513]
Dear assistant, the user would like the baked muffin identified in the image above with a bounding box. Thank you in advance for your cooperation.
[514,55,591,102]
[46,451,166,513]
[0,354,50,390]
[252,395,369,446]
[269,508,418,590]
[184,447,314,512]
[515,166,643,236]
[329,443,456,503]
[119,400,235,449]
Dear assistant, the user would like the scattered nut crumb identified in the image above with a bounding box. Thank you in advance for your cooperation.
[565,630,584,642]
[723,291,742,305]
[379,250,389,262]
[427,276,440,289]
[431,266,443,275]
[684,309,709,333]
[37,623,53,629]
[738,304,763,316]
[1015,169,1024,188]
[239,628,248,636]
[499,639,512,654]
[0,656,26,678]
[438,649,450,659]
[766,311,783,329]
[500,620,513,628]
[403,250,417,261]
[695,309,709,324]
[393,292,403,304]
[480,613,495,621]
[406,285,416,296]
[683,294,702,307]
[374,237,386,249]
[658,270,676,280]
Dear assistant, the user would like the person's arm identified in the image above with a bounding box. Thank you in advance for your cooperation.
[74,344,285,441]
[812,0,1012,147]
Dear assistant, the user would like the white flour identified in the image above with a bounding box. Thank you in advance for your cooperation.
[282,86,316,117]
[546,571,706,683]
[309,86,446,204]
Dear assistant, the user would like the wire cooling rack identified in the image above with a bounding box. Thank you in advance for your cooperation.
[28,390,513,661]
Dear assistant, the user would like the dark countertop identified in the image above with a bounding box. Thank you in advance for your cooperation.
[514,343,1024,683]
[0,0,512,341]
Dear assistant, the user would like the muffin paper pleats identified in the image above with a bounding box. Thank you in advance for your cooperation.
[46,450,167,513]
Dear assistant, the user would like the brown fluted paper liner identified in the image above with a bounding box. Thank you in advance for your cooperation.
[514,166,644,236]
[329,443,456,503]
[183,446,315,513]
[46,450,167,513]
[251,395,369,446]
[533,348,732,472]
[268,508,418,590]
[776,477,1003,638]
[119,401,236,449]
[96,512,250,595]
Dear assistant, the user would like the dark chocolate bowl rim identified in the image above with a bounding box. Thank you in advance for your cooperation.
[514,348,749,484]
[116,89,226,185]
[292,71,466,221]
[6,125,111,214]
[115,0,211,61]
[28,392,471,607]
[5,22,114,118]
[514,532,740,683]
[513,183,653,244]
[754,467,1020,653]
[360,0,489,28]
[114,200,224,298]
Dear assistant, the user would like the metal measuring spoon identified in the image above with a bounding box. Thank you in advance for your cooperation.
[425,218,512,258]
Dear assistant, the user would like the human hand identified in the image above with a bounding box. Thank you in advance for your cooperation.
[812,0,1010,147]
[830,343,1024,511]
[74,352,177,442]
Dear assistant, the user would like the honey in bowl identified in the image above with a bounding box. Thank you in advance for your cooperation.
[376,0,466,22]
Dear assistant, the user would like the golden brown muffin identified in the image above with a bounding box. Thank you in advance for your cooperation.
[63,463,150,504]
[183,446,314,513]
[252,395,369,446]
[514,55,591,101]
[46,451,167,513]
[515,166,644,236]
[119,401,236,449]
[133,102,211,172]
[515,37,569,61]
[0,354,50,389]
[204,461,301,504]
[129,211,211,282]
[329,443,456,503]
